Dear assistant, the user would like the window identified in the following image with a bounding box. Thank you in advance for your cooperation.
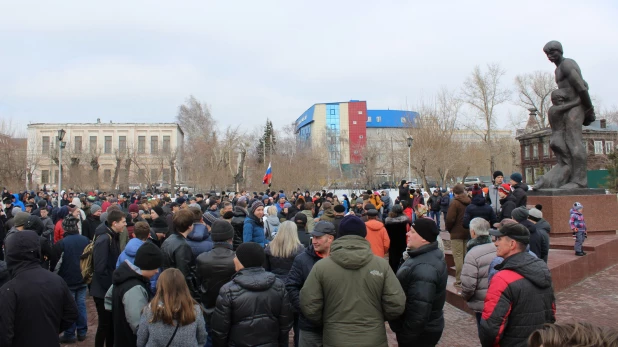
[42,136,50,154]
[163,136,170,153]
[138,136,145,154]
[73,136,82,153]
[532,144,539,159]
[104,136,112,154]
[103,169,112,183]
[150,169,158,181]
[151,136,158,154]
[524,145,530,159]
[376,116,382,123]
[162,169,170,183]
[525,167,533,184]
[594,141,603,155]
[329,109,336,115]
[41,170,49,184]
[606,141,614,154]
[90,136,97,152]
[367,117,371,122]
[543,143,549,158]
[118,136,126,154]
[352,121,357,125]
[54,170,59,183]
[358,111,363,115]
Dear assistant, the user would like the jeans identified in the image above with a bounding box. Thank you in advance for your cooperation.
[451,239,467,286]
[64,286,88,338]
[94,296,114,347]
[442,211,448,226]
[575,230,586,253]
[299,329,323,347]
[430,210,441,229]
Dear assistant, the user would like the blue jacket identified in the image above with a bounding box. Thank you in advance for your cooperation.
[12,194,25,211]
[462,195,498,229]
[243,216,267,246]
[115,238,159,293]
[54,233,90,289]
[186,224,213,259]
[342,200,350,214]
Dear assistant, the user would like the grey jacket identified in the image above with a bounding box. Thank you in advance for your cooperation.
[137,304,207,347]
[104,261,150,334]
[460,236,496,312]
[487,185,501,216]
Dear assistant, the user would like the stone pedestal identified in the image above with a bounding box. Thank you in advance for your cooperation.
[527,190,618,236]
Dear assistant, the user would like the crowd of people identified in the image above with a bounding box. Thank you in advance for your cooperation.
[0,171,610,347]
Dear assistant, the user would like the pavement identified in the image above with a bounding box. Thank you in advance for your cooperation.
[63,264,618,347]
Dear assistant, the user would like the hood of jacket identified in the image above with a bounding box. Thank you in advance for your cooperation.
[454,194,471,206]
[519,220,537,234]
[151,217,168,228]
[322,209,335,219]
[5,230,42,277]
[265,214,281,227]
[499,194,517,205]
[497,251,552,289]
[187,223,210,242]
[471,194,487,206]
[385,214,409,225]
[329,235,374,270]
[513,182,529,192]
[123,238,144,258]
[113,260,148,286]
[365,219,384,233]
[234,206,248,218]
[232,267,276,291]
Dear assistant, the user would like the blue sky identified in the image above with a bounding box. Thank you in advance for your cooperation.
[1,1,617,135]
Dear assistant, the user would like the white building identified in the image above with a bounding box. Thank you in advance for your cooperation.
[27,121,184,191]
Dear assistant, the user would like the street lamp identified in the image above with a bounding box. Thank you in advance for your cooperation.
[407,136,413,183]
[58,129,66,206]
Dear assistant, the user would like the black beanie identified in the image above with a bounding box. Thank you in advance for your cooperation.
[134,242,163,270]
[338,215,367,238]
[211,220,235,242]
[333,204,345,213]
[62,216,80,235]
[493,170,504,179]
[411,218,439,242]
[152,206,164,216]
[236,242,265,268]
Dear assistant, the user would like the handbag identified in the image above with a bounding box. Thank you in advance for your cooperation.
[165,324,180,347]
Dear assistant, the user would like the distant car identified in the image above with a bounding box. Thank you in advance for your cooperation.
[464,176,481,186]
[479,176,493,186]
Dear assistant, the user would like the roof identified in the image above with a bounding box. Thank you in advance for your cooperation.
[27,122,184,135]
[295,105,315,131]
[366,110,417,128]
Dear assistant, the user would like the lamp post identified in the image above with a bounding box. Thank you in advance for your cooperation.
[407,136,413,182]
[58,129,66,206]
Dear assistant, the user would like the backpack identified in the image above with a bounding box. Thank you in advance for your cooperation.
[80,234,111,284]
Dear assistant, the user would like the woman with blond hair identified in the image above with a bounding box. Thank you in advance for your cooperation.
[264,221,304,282]
[136,268,206,347]
[264,205,281,240]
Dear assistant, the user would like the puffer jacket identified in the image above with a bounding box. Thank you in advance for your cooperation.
[569,208,587,232]
[300,236,405,347]
[231,206,248,250]
[445,195,471,239]
[319,209,335,222]
[196,243,236,311]
[385,214,409,273]
[300,209,316,232]
[427,193,442,211]
[398,186,410,204]
[535,218,551,262]
[243,214,267,246]
[369,194,384,210]
[511,182,529,208]
[91,224,121,299]
[388,242,447,346]
[115,238,143,268]
[521,219,549,262]
[160,233,198,299]
[211,267,293,347]
[365,219,390,258]
[460,236,496,312]
[264,214,280,240]
[462,194,498,229]
[480,251,555,347]
[185,223,213,259]
[264,243,304,282]
[498,194,517,222]
[285,244,323,332]
[0,261,8,288]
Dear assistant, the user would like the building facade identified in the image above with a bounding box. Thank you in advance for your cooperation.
[516,119,617,184]
[27,121,184,191]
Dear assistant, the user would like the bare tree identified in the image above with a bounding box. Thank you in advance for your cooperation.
[176,96,216,142]
[514,71,556,128]
[462,63,511,174]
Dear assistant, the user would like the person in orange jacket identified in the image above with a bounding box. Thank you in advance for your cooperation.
[368,191,384,212]
[364,205,390,257]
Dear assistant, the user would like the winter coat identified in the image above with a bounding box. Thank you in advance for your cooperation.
[54,219,65,243]
[445,195,471,240]
[427,193,442,211]
[369,194,384,210]
[569,208,587,232]
[535,219,551,262]
[381,195,392,212]
[0,230,78,347]
[264,243,304,282]
[385,214,410,273]
[211,267,293,347]
[53,232,90,289]
[264,214,281,240]
[231,206,248,250]
[296,226,311,248]
[243,214,268,246]
[460,236,496,312]
[342,199,350,214]
[480,251,556,347]
[196,243,236,311]
[160,233,198,299]
[137,304,207,347]
[365,219,390,258]
[511,182,529,208]
[116,238,144,268]
[285,244,323,332]
[521,220,549,262]
[40,216,55,239]
[440,194,450,212]
[399,186,410,204]
[319,209,335,223]
[388,242,447,346]
[82,214,102,241]
[300,236,406,347]
[487,184,501,216]
[498,195,517,222]
[0,261,8,288]
[300,209,316,232]
[185,223,213,259]
[462,194,498,229]
[91,224,121,299]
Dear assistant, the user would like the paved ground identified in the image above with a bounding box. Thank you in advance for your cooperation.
[64,264,618,347]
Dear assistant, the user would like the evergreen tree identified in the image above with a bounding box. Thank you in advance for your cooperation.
[256,119,277,164]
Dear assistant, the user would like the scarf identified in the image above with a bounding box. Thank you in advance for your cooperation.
[466,235,493,252]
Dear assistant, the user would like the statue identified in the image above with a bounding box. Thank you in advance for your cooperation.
[533,41,595,190]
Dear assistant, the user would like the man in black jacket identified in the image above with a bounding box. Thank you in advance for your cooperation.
[196,220,236,347]
[512,207,549,262]
[0,230,78,347]
[509,172,529,208]
[285,222,336,347]
[427,190,443,229]
[482,223,555,346]
[160,209,199,299]
[389,218,447,346]
[462,186,498,230]
[231,200,248,250]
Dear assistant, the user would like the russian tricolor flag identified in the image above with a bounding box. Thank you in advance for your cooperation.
[262,162,272,185]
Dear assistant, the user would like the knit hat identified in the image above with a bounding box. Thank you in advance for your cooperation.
[283,202,292,209]
[13,212,30,227]
[152,206,164,216]
[411,218,439,242]
[573,202,583,211]
[238,196,248,205]
[510,172,523,184]
[471,185,483,196]
[128,204,140,213]
[188,203,200,209]
[37,200,47,208]
[498,184,512,194]
[401,179,407,185]
[62,216,80,235]
[11,206,21,217]
[333,205,345,213]
[222,211,235,219]
[294,212,307,225]
[535,204,543,211]
[528,208,542,221]
[338,215,367,238]
[392,204,403,214]
[210,220,235,241]
[236,242,265,268]
[250,201,264,214]
[355,197,363,204]
[511,206,529,222]
[90,204,102,214]
[134,242,163,270]
[493,170,504,179]
[176,197,186,205]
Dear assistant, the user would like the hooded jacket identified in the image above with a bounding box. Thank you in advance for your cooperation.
[369,194,384,210]
[480,251,556,347]
[511,182,529,208]
[460,236,496,312]
[300,236,406,347]
[365,219,390,258]
[54,231,90,289]
[0,231,78,347]
[285,244,324,332]
[520,219,549,262]
[498,194,517,222]
[445,195,471,239]
[535,218,551,262]
[116,238,144,268]
[462,194,498,229]
[569,208,587,232]
[211,267,293,347]
[300,209,316,232]
[389,242,447,345]
[0,261,8,288]
[318,208,335,223]
[385,214,410,273]
[231,206,248,249]
[264,214,281,240]
[185,223,213,259]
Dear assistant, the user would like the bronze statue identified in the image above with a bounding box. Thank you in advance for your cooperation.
[534,41,595,190]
